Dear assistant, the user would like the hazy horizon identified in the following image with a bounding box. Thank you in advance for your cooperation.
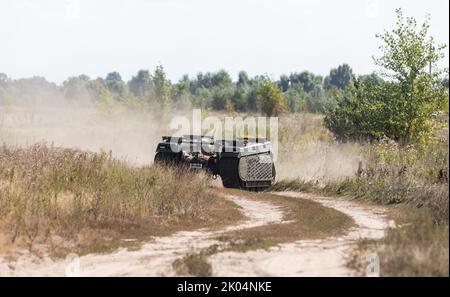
[1,0,449,84]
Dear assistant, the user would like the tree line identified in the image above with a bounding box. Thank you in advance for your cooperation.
[0,9,448,144]
[0,62,361,115]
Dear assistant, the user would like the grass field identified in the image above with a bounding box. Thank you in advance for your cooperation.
[0,144,243,258]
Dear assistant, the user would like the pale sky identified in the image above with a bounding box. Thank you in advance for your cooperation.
[1,0,449,84]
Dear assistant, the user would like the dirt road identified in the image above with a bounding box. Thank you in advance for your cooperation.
[0,195,284,276]
[0,192,389,277]
[210,192,390,276]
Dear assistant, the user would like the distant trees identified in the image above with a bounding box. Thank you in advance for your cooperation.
[0,75,60,105]
[104,72,127,99]
[237,71,250,87]
[125,66,172,111]
[171,74,192,109]
[105,72,122,82]
[4,9,447,140]
[63,75,91,102]
[358,73,384,86]
[284,88,307,113]
[209,70,234,111]
[0,73,9,85]
[151,65,171,111]
[324,64,354,90]
[254,80,287,116]
[0,64,359,114]
[278,74,290,92]
[129,70,151,98]
[290,71,323,93]
[211,70,232,87]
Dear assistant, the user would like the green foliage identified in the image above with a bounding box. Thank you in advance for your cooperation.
[374,9,448,143]
[324,64,354,90]
[151,65,171,112]
[232,84,250,112]
[325,9,448,144]
[290,71,323,93]
[170,75,193,109]
[278,74,290,92]
[253,80,287,116]
[128,69,151,98]
[325,79,387,141]
[0,65,342,114]
[284,88,307,113]
[237,71,250,87]
[210,86,234,110]
[63,75,92,103]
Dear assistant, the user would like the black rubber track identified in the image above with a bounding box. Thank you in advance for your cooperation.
[219,156,242,189]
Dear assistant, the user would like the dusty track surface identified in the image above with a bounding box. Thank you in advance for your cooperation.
[0,191,389,276]
[210,191,390,276]
[0,195,284,276]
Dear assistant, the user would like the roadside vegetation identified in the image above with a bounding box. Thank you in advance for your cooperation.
[273,9,449,276]
[0,144,243,258]
[272,138,449,276]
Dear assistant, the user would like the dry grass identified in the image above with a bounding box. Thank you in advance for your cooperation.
[0,144,242,257]
[173,253,213,277]
[379,215,449,276]
[348,208,449,277]
[273,119,449,276]
[172,244,220,277]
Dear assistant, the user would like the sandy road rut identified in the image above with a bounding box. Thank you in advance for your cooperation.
[210,192,390,277]
[0,195,284,276]
[1,192,389,276]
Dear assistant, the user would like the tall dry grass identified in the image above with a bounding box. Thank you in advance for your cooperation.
[322,139,449,224]
[0,144,217,255]
[273,113,449,276]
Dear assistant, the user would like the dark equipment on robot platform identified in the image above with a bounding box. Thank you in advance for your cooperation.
[154,135,276,191]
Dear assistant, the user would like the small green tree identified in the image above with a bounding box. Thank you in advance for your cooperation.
[374,8,448,143]
[325,9,448,143]
[284,88,307,113]
[104,71,128,100]
[151,65,171,112]
[324,64,354,90]
[129,70,151,98]
[254,80,287,116]
[324,79,395,141]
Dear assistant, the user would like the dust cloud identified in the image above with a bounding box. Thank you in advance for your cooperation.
[0,105,169,166]
[276,141,362,182]
[1,100,361,180]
